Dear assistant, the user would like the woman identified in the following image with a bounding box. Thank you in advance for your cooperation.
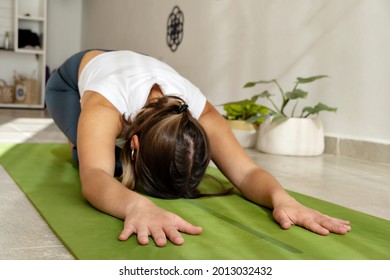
[45,50,351,247]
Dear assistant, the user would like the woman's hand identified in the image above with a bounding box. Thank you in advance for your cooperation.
[272,199,351,235]
[119,199,203,247]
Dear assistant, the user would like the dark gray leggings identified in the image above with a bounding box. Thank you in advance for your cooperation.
[45,50,122,176]
[45,50,86,145]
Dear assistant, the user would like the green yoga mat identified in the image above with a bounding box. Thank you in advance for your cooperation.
[0,144,389,260]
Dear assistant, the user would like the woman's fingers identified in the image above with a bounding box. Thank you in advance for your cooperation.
[315,217,351,235]
[163,225,185,246]
[150,227,169,247]
[175,218,203,235]
[273,205,351,235]
[151,218,203,246]
[136,229,151,245]
[119,212,202,247]
[118,223,136,241]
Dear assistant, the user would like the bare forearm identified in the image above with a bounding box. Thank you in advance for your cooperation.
[237,167,296,210]
[80,168,148,220]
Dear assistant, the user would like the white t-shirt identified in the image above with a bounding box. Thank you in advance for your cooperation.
[78,51,207,120]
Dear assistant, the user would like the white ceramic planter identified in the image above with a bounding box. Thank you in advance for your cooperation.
[256,117,325,156]
[227,120,257,148]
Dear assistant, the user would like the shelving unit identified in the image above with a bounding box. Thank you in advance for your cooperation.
[0,0,47,109]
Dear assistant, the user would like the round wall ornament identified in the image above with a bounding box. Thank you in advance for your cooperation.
[167,6,184,52]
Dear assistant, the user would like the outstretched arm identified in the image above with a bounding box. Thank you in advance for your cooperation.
[77,91,202,246]
[198,101,351,235]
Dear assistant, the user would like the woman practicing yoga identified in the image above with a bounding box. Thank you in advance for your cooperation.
[45,50,351,247]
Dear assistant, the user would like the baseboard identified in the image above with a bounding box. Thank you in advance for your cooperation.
[324,136,390,164]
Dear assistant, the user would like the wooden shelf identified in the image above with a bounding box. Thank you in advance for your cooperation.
[0,0,47,109]
[14,48,45,55]
[18,15,45,22]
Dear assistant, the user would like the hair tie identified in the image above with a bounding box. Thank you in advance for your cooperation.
[177,104,188,113]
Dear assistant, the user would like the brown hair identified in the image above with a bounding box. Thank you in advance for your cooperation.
[121,96,225,199]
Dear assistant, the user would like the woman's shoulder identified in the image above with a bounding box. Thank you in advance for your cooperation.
[81,90,120,114]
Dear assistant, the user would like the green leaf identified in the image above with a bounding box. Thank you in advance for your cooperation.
[301,102,337,117]
[247,115,266,125]
[243,82,257,88]
[296,75,329,84]
[300,106,317,116]
[243,79,276,88]
[285,89,308,100]
[270,113,287,123]
[249,104,269,115]
[223,103,245,119]
[222,99,270,121]
[254,90,273,99]
[223,104,241,112]
[250,95,260,102]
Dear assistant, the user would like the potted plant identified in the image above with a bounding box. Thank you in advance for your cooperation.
[244,75,337,156]
[221,96,269,148]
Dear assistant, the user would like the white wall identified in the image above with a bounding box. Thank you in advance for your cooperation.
[46,0,82,71]
[0,0,13,48]
[81,0,390,145]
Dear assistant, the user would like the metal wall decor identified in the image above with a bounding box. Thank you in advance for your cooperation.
[167,6,184,52]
